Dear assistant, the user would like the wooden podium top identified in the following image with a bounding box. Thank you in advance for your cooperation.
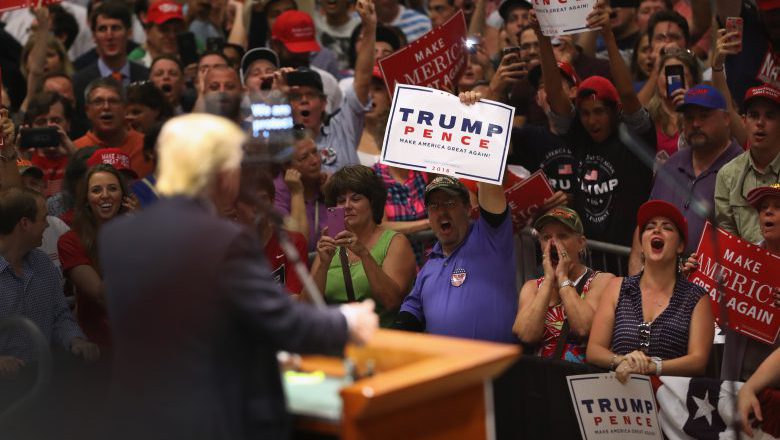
[295,329,520,434]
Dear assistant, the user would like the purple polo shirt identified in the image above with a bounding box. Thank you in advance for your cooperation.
[650,139,743,254]
[399,210,518,343]
[273,174,327,252]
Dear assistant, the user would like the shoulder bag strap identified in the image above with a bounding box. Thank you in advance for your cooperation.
[339,246,357,302]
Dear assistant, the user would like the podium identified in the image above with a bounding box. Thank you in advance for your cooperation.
[286,329,520,440]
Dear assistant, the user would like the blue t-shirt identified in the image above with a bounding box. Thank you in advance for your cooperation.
[131,175,159,208]
[399,209,518,343]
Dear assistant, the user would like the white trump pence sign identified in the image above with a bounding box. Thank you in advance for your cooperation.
[380,85,514,184]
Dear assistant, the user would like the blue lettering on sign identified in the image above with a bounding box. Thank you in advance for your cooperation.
[581,398,655,414]
[397,108,504,137]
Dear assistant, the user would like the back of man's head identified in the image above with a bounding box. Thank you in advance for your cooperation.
[0,187,40,236]
[156,114,246,198]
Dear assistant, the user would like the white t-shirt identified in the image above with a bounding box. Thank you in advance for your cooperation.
[39,215,70,281]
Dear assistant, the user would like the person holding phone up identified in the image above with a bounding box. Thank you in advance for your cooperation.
[311,165,416,328]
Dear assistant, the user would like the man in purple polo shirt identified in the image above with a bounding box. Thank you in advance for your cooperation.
[628,85,742,273]
[393,175,518,343]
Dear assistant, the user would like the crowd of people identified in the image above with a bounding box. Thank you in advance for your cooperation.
[1,0,780,436]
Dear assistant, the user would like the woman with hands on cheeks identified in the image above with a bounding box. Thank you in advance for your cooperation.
[311,165,417,328]
[587,200,714,383]
[513,207,613,363]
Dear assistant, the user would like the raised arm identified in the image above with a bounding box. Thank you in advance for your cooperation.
[689,0,711,43]
[352,0,376,106]
[468,0,486,37]
[712,28,747,146]
[21,6,51,112]
[587,0,642,114]
[531,10,571,118]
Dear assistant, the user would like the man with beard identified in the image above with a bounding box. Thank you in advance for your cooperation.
[393,169,517,343]
[629,85,741,273]
[74,78,152,178]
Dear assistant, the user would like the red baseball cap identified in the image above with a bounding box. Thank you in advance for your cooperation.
[271,11,321,54]
[576,76,620,107]
[528,61,580,89]
[372,64,383,81]
[757,0,780,11]
[637,200,688,245]
[747,184,780,210]
[146,1,184,25]
[87,148,138,179]
[743,84,780,109]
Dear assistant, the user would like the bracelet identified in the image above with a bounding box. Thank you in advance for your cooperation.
[651,356,663,376]
[711,64,724,72]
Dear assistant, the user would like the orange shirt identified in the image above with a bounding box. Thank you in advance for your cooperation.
[74,129,153,178]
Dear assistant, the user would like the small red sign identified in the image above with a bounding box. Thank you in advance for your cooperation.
[470,169,555,234]
[378,10,468,96]
[1,0,62,14]
[688,222,780,344]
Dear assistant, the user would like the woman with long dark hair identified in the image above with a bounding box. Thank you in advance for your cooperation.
[58,164,134,346]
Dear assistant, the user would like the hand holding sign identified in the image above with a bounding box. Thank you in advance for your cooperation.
[688,222,780,344]
[585,0,611,33]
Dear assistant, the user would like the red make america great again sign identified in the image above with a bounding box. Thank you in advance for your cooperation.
[378,10,468,96]
[688,222,780,344]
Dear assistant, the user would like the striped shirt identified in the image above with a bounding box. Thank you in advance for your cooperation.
[0,249,85,361]
[612,274,704,360]
[390,5,432,43]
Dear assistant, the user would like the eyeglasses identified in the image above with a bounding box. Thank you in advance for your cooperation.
[427,200,458,211]
[638,322,652,354]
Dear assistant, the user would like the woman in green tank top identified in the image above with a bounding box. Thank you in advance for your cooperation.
[311,165,417,327]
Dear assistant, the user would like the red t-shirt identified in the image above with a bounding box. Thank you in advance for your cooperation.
[30,152,68,198]
[57,230,110,346]
[264,230,307,295]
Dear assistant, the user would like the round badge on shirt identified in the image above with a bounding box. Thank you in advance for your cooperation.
[451,268,467,287]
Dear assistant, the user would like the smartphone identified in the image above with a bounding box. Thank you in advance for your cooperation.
[177,32,199,67]
[324,207,346,237]
[665,64,685,97]
[19,127,60,150]
[725,17,744,52]
[465,36,480,54]
[502,46,521,57]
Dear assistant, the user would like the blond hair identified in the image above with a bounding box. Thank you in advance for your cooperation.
[156,114,245,197]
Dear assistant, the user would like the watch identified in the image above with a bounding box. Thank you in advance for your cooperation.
[651,356,663,376]
[559,279,574,290]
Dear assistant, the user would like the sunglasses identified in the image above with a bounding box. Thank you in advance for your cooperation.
[638,322,652,353]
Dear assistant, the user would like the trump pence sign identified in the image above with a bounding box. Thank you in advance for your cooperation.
[380,85,514,184]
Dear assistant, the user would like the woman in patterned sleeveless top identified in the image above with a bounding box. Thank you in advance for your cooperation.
[587,201,714,383]
[513,207,614,363]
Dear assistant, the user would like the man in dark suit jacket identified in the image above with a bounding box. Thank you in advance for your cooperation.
[99,113,377,440]
[72,1,149,122]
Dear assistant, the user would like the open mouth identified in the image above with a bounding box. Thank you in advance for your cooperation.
[99,202,114,213]
[161,84,172,93]
[99,113,114,122]
[439,220,452,233]
[549,247,559,266]
[650,237,664,251]
[765,220,776,229]
[754,131,767,142]
[300,110,311,117]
